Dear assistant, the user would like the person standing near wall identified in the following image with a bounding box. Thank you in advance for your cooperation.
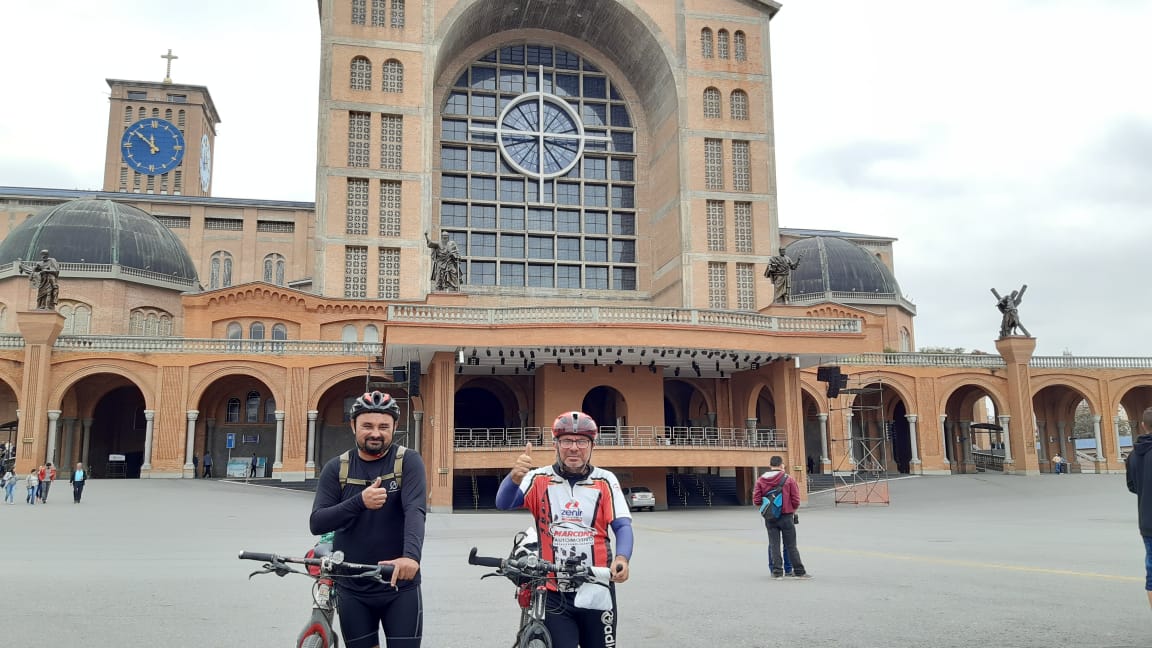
[70,462,88,503]
[1125,407,1152,611]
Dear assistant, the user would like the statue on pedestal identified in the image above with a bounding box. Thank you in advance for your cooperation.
[764,247,802,304]
[19,249,60,310]
[992,284,1030,337]
[425,231,461,292]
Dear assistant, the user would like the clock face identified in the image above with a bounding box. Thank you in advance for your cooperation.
[120,118,185,175]
[199,134,212,192]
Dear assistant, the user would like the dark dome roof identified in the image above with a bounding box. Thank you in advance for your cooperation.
[786,236,901,297]
[0,199,198,282]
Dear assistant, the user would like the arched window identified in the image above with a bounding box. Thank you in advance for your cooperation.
[441,45,637,291]
[210,251,233,289]
[226,398,241,423]
[272,323,288,340]
[58,302,92,335]
[130,311,144,336]
[138,107,146,120]
[703,87,721,119]
[352,0,366,25]
[383,59,404,93]
[250,322,265,339]
[263,253,286,285]
[124,106,133,123]
[145,313,159,336]
[730,90,749,120]
[717,30,730,59]
[264,398,277,423]
[165,108,172,121]
[734,31,747,61]
[226,322,242,339]
[350,56,372,90]
[246,390,261,423]
[178,109,186,128]
[390,0,405,28]
[364,324,380,343]
[701,28,714,59]
[342,325,358,342]
[900,327,911,353]
[159,314,173,337]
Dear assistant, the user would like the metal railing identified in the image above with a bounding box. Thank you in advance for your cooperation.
[836,352,1152,370]
[973,450,1005,472]
[452,425,787,450]
[389,304,862,334]
[52,336,383,356]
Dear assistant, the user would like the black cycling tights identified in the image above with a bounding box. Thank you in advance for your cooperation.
[338,585,422,648]
[543,587,618,648]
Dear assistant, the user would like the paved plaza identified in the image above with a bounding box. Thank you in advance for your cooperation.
[3,473,1149,647]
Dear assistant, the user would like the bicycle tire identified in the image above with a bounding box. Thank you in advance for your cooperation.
[516,621,552,648]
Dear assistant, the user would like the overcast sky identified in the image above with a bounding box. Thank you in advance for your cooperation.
[1,1,1149,357]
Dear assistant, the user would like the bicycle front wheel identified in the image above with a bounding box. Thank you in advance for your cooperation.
[516,620,552,648]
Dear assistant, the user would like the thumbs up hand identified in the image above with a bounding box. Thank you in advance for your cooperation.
[511,442,534,485]
[361,476,389,510]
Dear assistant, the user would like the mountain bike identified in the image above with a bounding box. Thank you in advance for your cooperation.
[239,545,394,648]
[468,529,613,648]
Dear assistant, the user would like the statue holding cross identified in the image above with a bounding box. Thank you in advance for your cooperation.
[991,284,1030,338]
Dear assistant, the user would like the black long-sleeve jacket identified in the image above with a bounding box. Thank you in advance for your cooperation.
[310,444,427,593]
[1126,434,1152,537]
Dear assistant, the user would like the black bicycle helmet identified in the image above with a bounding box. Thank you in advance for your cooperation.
[551,411,598,441]
[349,390,401,422]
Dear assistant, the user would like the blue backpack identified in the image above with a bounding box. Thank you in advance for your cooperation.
[759,475,788,520]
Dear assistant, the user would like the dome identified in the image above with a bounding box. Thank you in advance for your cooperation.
[785,236,901,297]
[0,199,198,283]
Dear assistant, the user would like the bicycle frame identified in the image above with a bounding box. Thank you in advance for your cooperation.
[469,545,610,648]
[239,549,393,648]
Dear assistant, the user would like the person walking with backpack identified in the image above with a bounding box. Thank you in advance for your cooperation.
[1125,406,1152,611]
[309,390,427,647]
[753,455,811,580]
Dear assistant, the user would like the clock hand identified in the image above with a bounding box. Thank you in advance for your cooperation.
[148,134,158,154]
[133,131,159,154]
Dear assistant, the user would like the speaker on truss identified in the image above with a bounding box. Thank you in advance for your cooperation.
[816,365,839,382]
[408,361,421,397]
[826,373,849,399]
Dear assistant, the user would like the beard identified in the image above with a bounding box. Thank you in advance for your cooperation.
[358,436,389,457]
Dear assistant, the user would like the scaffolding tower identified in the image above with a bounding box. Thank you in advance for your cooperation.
[364,351,421,450]
[828,372,891,506]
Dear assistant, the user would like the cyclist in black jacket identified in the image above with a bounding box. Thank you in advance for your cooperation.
[310,391,427,648]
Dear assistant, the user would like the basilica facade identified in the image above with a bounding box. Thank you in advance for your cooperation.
[0,0,1144,511]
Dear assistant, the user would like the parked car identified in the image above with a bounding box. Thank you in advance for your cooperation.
[622,486,656,512]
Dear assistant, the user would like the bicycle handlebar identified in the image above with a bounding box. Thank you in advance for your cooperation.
[238,550,396,579]
[468,547,613,583]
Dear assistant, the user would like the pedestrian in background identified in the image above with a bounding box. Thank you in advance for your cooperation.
[40,462,56,502]
[25,470,38,505]
[202,451,213,478]
[70,462,88,503]
[1125,407,1152,611]
[34,464,45,501]
[1052,454,1066,475]
[192,454,199,478]
[1,468,14,504]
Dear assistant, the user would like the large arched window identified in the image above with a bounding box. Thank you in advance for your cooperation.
[210,251,233,289]
[351,56,372,90]
[226,398,241,423]
[246,390,261,423]
[701,28,714,59]
[717,29,730,59]
[703,87,721,119]
[263,253,286,285]
[272,323,288,340]
[383,59,404,93]
[250,322,265,339]
[441,45,638,291]
[58,302,92,335]
[226,322,243,339]
[264,398,277,423]
[364,324,380,343]
[342,325,358,342]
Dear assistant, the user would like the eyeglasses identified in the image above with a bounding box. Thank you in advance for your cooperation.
[557,438,591,449]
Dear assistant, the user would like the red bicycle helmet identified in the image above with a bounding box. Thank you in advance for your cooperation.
[551,411,598,441]
[349,390,401,421]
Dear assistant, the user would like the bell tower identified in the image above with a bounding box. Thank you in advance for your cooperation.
[102,50,221,197]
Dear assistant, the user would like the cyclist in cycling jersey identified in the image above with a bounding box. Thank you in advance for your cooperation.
[310,390,427,648]
[495,411,635,648]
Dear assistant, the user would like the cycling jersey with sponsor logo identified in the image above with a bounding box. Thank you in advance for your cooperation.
[518,464,631,590]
